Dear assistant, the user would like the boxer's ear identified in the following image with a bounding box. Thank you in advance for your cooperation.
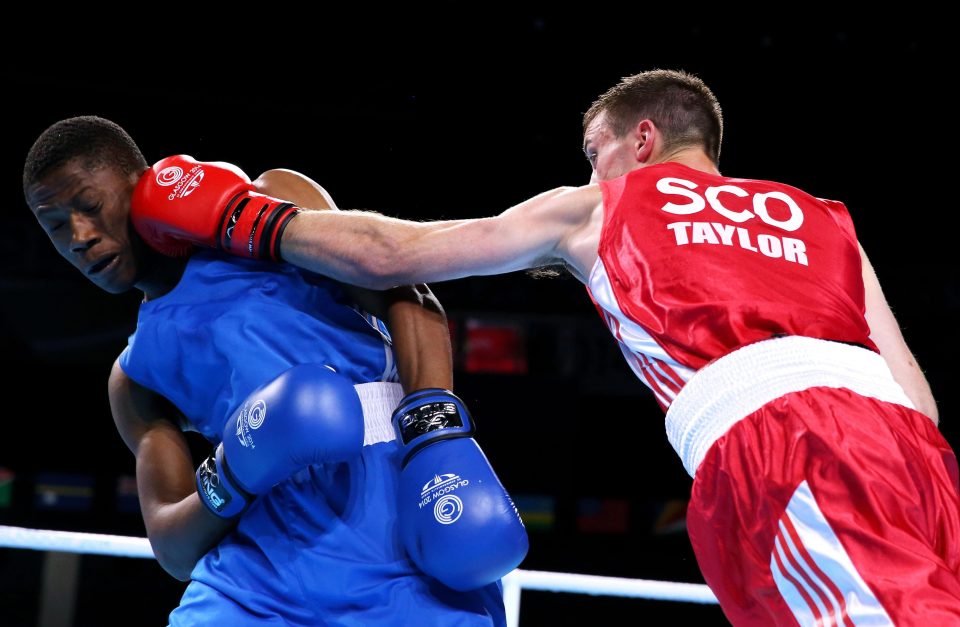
[634,119,658,164]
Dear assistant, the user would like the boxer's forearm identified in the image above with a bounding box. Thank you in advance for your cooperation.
[253,170,454,390]
[256,170,453,288]
[144,490,234,581]
[281,210,450,289]
[133,425,235,580]
[385,284,454,392]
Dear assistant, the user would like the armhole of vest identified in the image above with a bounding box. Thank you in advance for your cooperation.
[117,345,133,374]
[597,179,617,259]
[819,197,858,244]
[598,179,617,225]
[116,345,199,434]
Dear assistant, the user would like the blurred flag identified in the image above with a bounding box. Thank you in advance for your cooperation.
[116,475,140,513]
[0,467,13,508]
[651,499,688,535]
[34,472,94,511]
[463,319,527,374]
[513,494,555,531]
[576,498,628,534]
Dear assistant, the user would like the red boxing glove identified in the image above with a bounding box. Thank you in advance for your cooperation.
[131,155,301,260]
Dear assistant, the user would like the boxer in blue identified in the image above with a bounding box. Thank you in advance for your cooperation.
[22,116,527,625]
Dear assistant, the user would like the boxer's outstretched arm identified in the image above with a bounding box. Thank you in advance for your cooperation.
[279,185,601,290]
[860,243,938,423]
[253,169,452,391]
[107,360,234,581]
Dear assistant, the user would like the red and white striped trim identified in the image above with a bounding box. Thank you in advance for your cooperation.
[665,336,914,477]
[771,481,893,625]
[589,259,695,408]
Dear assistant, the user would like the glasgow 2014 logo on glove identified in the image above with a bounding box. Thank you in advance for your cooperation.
[418,472,469,524]
[235,400,268,448]
[158,164,205,201]
[155,166,184,186]
[434,494,463,524]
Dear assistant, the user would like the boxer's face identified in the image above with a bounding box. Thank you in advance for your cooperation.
[583,112,643,183]
[27,159,147,293]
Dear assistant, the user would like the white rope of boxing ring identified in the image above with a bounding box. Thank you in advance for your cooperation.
[0,525,719,625]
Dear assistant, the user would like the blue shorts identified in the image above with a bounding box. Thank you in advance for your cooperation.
[168,441,505,626]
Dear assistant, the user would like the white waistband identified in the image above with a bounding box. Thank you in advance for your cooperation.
[665,336,914,478]
[354,382,403,446]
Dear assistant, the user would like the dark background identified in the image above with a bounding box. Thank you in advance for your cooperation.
[1,13,955,626]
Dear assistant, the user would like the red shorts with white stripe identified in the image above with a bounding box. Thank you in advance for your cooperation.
[687,386,960,626]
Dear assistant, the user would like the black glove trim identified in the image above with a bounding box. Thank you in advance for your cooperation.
[392,389,477,466]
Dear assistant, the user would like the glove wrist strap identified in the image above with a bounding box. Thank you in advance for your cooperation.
[217,192,301,261]
[195,443,254,518]
[392,389,476,466]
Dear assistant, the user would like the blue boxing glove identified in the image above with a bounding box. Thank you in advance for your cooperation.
[393,389,529,590]
[196,364,364,518]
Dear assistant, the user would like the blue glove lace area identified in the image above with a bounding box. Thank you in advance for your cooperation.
[196,447,254,518]
[392,389,476,466]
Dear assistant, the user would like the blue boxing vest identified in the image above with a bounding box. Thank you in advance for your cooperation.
[119,251,396,439]
[119,252,503,627]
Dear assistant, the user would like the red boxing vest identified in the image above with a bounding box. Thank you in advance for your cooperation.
[587,162,875,411]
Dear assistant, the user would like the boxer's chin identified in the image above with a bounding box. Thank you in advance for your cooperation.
[86,252,134,294]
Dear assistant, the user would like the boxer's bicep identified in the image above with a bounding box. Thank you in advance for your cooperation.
[424,185,599,276]
[860,243,939,423]
[109,359,232,580]
[108,359,195,511]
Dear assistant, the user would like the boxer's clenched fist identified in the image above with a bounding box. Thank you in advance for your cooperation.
[131,155,300,260]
